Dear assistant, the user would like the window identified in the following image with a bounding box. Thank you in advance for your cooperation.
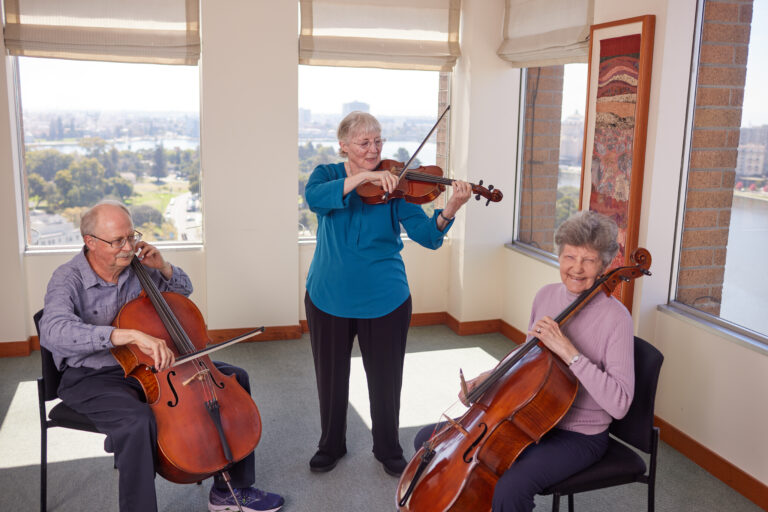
[17,57,201,247]
[675,0,767,339]
[515,63,588,254]
[298,65,449,238]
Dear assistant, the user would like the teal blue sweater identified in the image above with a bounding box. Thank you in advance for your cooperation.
[305,162,453,318]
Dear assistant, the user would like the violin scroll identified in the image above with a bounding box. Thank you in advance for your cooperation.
[472,179,503,206]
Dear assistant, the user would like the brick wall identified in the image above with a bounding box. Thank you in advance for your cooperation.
[518,66,564,253]
[677,0,752,315]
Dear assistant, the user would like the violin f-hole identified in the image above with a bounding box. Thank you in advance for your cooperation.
[462,423,488,463]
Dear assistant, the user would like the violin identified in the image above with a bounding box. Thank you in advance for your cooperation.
[111,256,263,486]
[356,159,503,206]
[396,248,652,511]
[355,105,503,207]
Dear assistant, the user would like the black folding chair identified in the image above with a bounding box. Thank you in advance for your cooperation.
[35,309,107,512]
[541,336,664,511]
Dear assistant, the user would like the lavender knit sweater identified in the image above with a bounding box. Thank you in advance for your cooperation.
[528,283,635,435]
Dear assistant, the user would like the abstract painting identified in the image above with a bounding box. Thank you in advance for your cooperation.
[581,16,655,311]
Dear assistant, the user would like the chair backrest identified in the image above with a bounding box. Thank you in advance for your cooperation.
[34,309,65,401]
[609,336,664,455]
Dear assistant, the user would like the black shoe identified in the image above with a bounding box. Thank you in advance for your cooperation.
[309,450,344,473]
[379,456,407,477]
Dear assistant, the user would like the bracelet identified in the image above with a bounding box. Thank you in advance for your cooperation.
[568,353,581,366]
[439,212,454,222]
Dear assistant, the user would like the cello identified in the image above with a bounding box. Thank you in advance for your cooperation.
[396,248,652,511]
[111,255,263,503]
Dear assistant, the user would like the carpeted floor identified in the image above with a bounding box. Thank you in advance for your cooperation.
[0,325,761,511]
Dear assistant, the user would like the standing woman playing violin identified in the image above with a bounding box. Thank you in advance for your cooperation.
[413,211,635,511]
[304,111,471,476]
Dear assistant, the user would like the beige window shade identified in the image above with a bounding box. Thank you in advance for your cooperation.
[497,0,593,67]
[299,0,461,71]
[3,0,200,65]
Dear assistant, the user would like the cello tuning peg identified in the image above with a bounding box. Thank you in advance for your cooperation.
[475,194,482,201]
[478,179,484,187]
[485,198,491,206]
[488,184,494,191]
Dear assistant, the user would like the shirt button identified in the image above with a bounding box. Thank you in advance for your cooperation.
[93,310,98,315]
[100,336,105,341]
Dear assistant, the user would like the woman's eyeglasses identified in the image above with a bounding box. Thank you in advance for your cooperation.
[350,138,386,151]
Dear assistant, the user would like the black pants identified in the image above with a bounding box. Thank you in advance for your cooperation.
[59,361,256,512]
[305,292,412,461]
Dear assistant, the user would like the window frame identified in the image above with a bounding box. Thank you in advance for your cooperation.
[668,0,768,349]
[13,56,203,252]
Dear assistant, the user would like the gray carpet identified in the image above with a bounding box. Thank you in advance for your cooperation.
[0,325,761,511]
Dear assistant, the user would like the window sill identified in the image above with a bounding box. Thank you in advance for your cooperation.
[25,243,204,256]
[504,241,558,269]
[658,302,768,356]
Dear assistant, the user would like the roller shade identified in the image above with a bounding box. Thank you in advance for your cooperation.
[497,0,593,67]
[299,0,461,71]
[3,0,200,65]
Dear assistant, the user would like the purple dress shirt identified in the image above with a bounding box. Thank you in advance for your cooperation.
[39,248,193,370]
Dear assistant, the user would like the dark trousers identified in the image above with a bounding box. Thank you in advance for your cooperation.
[59,361,256,512]
[414,424,608,512]
[305,292,412,461]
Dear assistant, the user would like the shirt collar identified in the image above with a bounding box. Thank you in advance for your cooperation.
[75,247,116,289]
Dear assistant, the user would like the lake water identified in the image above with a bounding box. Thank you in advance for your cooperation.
[721,194,768,335]
[27,138,200,154]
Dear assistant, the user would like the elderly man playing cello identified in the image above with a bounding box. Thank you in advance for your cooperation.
[39,200,283,512]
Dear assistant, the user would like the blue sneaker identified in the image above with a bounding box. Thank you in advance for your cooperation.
[208,486,284,512]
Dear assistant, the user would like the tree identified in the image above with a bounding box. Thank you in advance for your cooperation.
[26,149,74,181]
[107,176,134,201]
[394,147,421,168]
[151,143,167,183]
[27,173,47,208]
[79,137,107,159]
[129,204,163,227]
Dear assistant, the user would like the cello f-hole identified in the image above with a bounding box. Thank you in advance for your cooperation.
[166,370,179,407]
[462,423,488,463]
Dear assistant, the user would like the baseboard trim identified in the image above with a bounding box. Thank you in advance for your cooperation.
[654,416,768,510]
[208,325,303,343]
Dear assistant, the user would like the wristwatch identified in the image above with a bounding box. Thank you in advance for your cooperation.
[568,353,581,366]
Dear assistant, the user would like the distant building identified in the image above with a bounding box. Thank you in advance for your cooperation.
[342,101,369,116]
[736,143,766,178]
[29,210,81,246]
[299,108,311,125]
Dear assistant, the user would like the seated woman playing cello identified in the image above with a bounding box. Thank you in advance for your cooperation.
[413,210,635,512]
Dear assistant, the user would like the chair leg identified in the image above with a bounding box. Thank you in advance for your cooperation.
[568,494,574,512]
[41,424,47,512]
[551,492,560,512]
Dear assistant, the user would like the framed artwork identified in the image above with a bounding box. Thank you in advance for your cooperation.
[579,15,655,312]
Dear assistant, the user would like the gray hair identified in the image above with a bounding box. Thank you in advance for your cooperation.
[554,211,619,269]
[80,200,132,238]
[337,111,381,158]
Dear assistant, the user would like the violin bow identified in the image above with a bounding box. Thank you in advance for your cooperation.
[384,105,451,201]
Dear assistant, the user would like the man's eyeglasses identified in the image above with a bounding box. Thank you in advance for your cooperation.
[88,230,143,249]
[350,138,386,151]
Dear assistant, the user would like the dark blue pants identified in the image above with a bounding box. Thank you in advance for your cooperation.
[59,362,256,512]
[414,424,608,512]
[305,292,411,461]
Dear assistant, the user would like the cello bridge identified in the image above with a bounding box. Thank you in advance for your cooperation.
[182,368,211,386]
[442,414,469,436]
